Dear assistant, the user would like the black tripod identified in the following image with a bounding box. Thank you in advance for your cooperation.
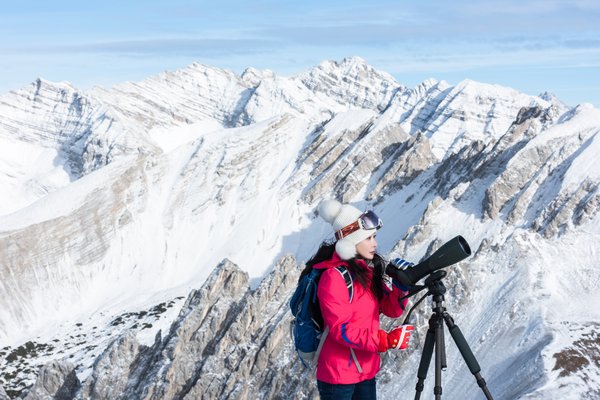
[404,270,494,400]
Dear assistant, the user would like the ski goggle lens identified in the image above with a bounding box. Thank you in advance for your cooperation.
[360,210,383,230]
[335,210,383,240]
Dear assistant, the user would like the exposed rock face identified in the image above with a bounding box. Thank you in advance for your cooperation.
[368,131,437,202]
[22,361,80,400]
[26,257,318,400]
[483,107,600,231]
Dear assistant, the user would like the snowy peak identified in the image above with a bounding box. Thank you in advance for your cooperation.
[89,62,249,129]
[0,76,136,214]
[1,78,87,145]
[389,78,564,159]
[539,90,570,109]
[316,56,391,79]
[412,78,442,97]
[240,66,277,86]
[297,56,402,111]
[30,77,78,95]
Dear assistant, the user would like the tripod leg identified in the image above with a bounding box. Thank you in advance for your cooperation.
[434,314,445,400]
[443,313,494,400]
[414,317,436,400]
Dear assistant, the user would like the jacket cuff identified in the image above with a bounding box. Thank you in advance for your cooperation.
[377,329,389,353]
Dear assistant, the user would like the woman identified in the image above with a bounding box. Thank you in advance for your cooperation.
[305,199,413,400]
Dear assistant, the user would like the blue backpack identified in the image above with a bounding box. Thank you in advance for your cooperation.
[289,265,354,368]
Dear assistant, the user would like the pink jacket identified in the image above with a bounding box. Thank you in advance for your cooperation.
[314,252,408,384]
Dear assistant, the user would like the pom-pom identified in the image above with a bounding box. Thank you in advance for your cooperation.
[318,199,342,224]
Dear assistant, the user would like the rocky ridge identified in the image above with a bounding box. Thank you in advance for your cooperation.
[14,257,316,400]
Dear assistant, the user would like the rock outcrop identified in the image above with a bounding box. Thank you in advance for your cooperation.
[22,361,80,400]
[25,257,320,400]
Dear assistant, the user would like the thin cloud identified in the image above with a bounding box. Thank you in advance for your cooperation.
[457,0,600,15]
[564,39,600,49]
[4,37,281,57]
[380,46,600,75]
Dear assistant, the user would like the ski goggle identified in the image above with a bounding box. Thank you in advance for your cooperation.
[335,210,383,240]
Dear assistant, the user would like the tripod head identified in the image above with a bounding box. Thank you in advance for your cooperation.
[401,270,448,326]
[424,270,447,288]
[423,270,448,301]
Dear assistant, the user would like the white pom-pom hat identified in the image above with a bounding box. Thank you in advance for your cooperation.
[318,199,382,260]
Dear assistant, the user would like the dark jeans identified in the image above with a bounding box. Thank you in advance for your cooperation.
[317,378,377,400]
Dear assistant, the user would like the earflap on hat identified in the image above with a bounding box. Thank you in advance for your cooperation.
[335,238,356,260]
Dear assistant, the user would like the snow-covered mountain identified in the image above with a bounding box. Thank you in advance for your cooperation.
[0,56,598,399]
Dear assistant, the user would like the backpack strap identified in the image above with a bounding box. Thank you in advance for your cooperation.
[350,348,363,373]
[334,266,354,303]
[314,326,330,362]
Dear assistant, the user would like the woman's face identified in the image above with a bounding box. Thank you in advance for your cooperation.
[356,233,377,260]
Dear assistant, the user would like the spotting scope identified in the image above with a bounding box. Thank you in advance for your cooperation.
[386,235,471,285]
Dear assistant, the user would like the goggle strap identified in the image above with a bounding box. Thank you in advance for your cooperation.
[335,211,382,240]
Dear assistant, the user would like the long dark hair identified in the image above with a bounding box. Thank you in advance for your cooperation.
[301,241,386,301]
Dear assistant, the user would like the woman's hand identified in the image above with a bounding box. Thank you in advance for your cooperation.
[378,325,414,352]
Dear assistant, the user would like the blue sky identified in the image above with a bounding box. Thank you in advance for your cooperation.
[1,0,599,106]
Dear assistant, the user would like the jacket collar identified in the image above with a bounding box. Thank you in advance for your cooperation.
[313,251,369,271]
